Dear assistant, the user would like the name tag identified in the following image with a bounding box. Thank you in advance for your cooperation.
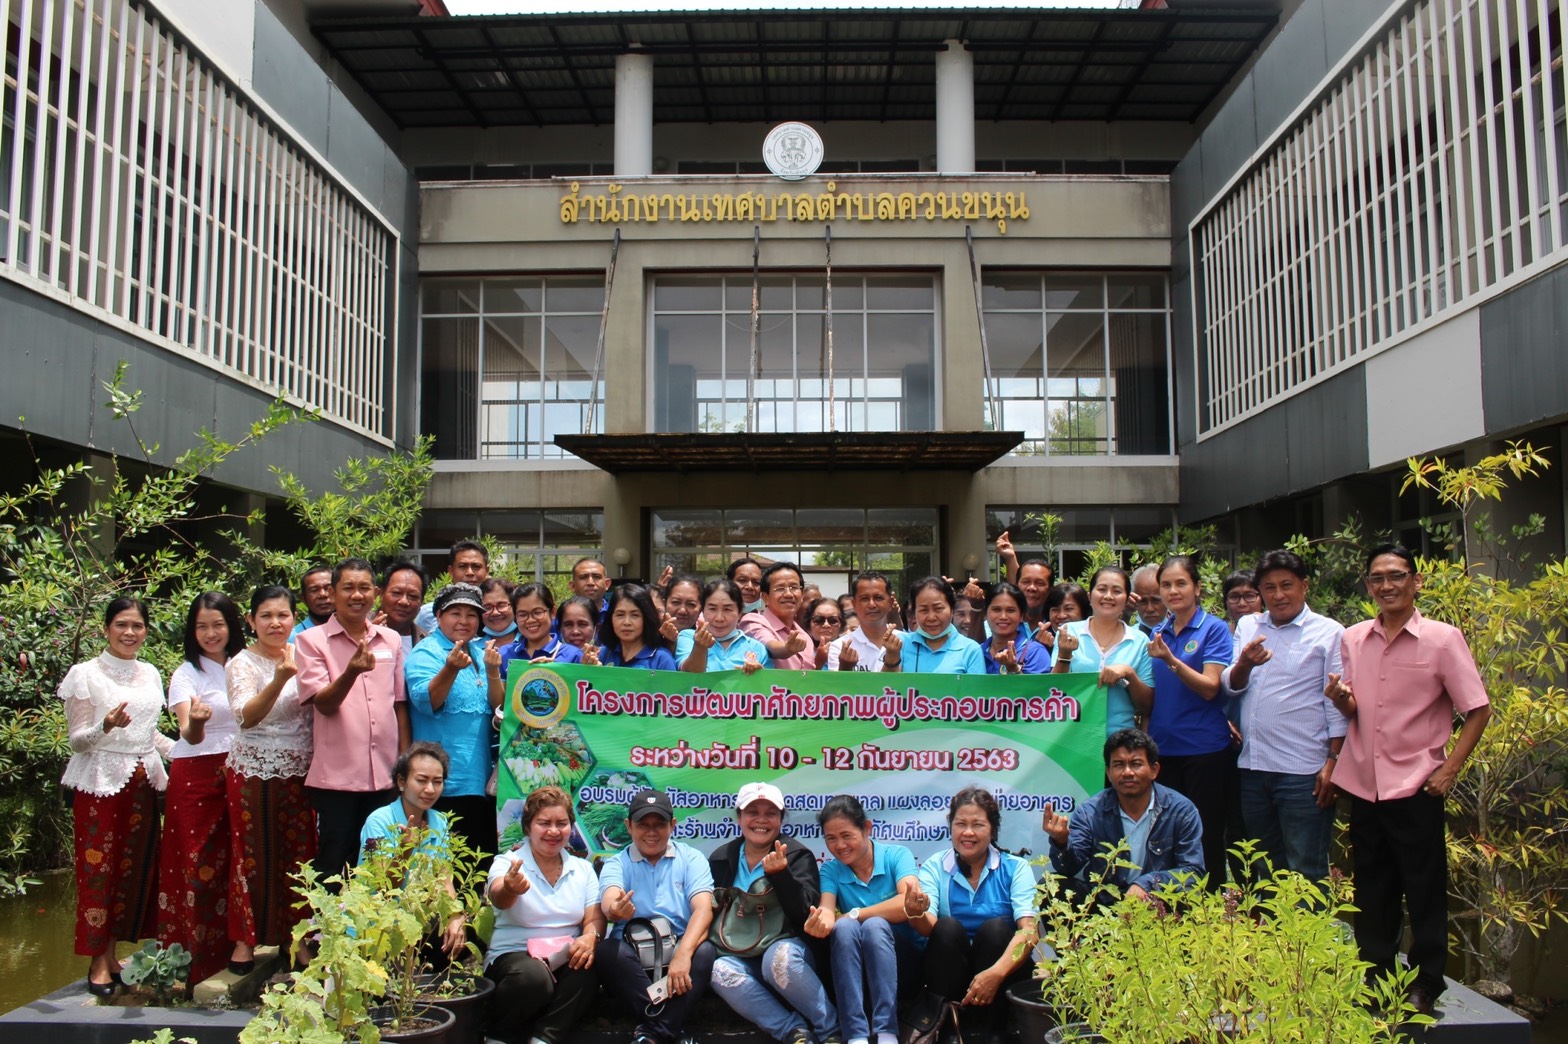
[373,649,395,661]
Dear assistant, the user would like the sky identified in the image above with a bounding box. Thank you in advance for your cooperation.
[445,1,1127,13]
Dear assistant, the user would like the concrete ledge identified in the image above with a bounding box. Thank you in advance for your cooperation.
[1417,978,1532,1043]
[190,945,284,1008]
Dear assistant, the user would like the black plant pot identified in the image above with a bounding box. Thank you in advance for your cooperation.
[1043,1025,1107,1044]
[416,972,496,1044]
[371,1002,457,1044]
[1004,979,1059,1043]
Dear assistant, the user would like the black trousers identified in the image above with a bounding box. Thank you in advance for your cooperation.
[435,793,498,860]
[596,935,717,1042]
[486,951,601,1044]
[307,786,394,885]
[1348,792,1449,997]
[921,916,1031,1033]
[1156,748,1234,892]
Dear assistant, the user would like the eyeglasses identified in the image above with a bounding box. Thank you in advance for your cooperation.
[770,584,804,594]
[810,615,841,626]
[1226,591,1261,603]
[1366,570,1413,587]
[517,607,553,621]
[483,604,512,614]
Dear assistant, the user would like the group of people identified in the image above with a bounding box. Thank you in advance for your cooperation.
[58,534,1488,1030]
[486,780,1037,1044]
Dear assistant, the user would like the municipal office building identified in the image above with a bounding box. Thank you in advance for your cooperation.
[4,0,1565,586]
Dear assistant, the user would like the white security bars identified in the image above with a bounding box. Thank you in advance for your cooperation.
[0,0,393,436]
[1194,0,1568,434]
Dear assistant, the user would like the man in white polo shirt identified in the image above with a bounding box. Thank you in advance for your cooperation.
[826,571,904,672]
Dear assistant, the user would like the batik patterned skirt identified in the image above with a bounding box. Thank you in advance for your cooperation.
[73,767,159,956]
[226,769,316,948]
[155,752,231,983]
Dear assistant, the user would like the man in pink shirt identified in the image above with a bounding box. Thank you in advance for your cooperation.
[740,562,815,670]
[295,557,410,880]
[1327,543,1490,1015]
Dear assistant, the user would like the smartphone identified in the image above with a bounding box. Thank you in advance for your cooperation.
[647,975,670,1003]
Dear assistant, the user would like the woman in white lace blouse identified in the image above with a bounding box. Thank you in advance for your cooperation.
[59,597,171,996]
[225,584,317,970]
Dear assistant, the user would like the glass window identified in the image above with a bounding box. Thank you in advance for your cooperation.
[420,276,605,460]
[981,271,1172,456]
[651,273,937,435]
[412,509,604,596]
[985,505,1178,581]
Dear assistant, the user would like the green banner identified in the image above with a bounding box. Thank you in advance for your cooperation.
[498,664,1107,861]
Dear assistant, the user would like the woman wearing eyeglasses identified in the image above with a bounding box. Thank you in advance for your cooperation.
[500,583,584,676]
[805,598,846,669]
[1221,571,1261,636]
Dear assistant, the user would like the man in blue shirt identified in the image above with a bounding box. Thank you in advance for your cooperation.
[597,789,716,1044]
[1044,729,1206,904]
[1221,550,1347,880]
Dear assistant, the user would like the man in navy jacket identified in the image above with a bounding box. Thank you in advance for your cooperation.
[1044,729,1206,903]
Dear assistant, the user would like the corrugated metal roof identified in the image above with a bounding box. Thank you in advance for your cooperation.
[313,6,1278,128]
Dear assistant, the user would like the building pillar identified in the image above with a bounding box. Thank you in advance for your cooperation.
[615,51,653,177]
[935,40,975,174]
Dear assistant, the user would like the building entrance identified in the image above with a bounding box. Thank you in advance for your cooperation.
[650,507,937,599]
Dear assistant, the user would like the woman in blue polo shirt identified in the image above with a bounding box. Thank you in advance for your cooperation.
[907,788,1037,1040]
[804,795,923,1044]
[589,584,678,671]
[1051,566,1155,734]
[500,582,584,677]
[677,579,771,673]
[900,577,985,675]
[980,582,1050,675]
[1145,555,1235,892]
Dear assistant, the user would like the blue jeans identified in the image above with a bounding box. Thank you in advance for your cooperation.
[830,917,921,1042]
[1237,768,1334,880]
[712,937,837,1042]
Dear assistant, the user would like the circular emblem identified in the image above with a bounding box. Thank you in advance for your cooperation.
[511,667,569,730]
[762,122,824,181]
[1184,639,1199,655]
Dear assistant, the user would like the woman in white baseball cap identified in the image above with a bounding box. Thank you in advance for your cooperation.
[708,783,839,1044]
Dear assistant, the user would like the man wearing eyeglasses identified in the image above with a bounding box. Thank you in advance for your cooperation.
[741,562,816,670]
[1325,542,1490,1016]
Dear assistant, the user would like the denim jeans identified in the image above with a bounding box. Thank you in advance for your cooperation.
[712,937,837,1042]
[829,916,920,1042]
[1237,768,1334,880]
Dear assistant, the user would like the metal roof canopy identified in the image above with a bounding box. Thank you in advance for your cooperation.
[312,6,1278,129]
[552,431,1025,473]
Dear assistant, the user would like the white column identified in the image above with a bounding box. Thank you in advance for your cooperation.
[615,51,653,177]
[935,40,975,174]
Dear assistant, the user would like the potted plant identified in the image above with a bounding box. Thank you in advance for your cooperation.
[358,816,488,1043]
[119,940,192,1006]
[412,943,497,1044]
[1033,843,1432,1043]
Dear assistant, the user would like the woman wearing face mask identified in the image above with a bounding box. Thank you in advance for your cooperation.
[157,591,247,982]
[61,597,172,996]
[678,579,770,674]
[406,583,504,858]
[900,577,984,675]
[1145,555,1236,891]
[585,584,678,671]
[980,583,1049,675]
[226,584,316,980]
[906,788,1038,1044]
[485,786,605,1044]
[481,577,519,643]
[1052,566,1155,735]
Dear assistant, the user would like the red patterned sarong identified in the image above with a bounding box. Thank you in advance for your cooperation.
[73,769,159,956]
[155,752,231,982]
[226,770,316,948]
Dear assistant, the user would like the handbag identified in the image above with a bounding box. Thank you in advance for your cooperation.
[709,879,788,957]
[526,934,574,971]
[624,915,679,979]
[899,992,961,1044]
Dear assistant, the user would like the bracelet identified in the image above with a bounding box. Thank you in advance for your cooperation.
[884,659,901,668]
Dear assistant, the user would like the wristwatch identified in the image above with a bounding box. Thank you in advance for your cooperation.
[845,907,862,922]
